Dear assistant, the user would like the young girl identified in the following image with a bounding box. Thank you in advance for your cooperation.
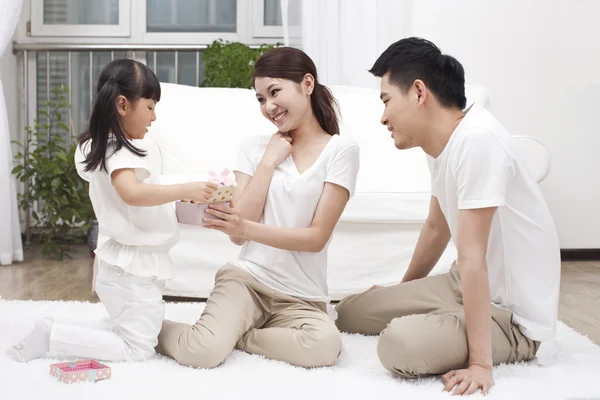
[8,59,217,363]
[156,47,360,369]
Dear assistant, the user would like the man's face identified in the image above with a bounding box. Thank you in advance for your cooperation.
[379,73,420,150]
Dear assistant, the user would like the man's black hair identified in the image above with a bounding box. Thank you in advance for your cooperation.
[370,37,467,109]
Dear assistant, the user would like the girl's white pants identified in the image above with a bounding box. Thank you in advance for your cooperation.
[49,260,165,361]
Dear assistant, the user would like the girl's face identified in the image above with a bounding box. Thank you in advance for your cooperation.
[254,76,313,133]
[118,97,157,140]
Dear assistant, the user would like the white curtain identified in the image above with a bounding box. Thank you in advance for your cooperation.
[301,0,413,89]
[0,0,24,265]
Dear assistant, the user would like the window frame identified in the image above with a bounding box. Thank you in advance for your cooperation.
[250,0,301,40]
[30,0,132,37]
[27,0,300,45]
[141,0,247,44]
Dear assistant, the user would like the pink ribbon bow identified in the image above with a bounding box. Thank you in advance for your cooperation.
[208,168,235,187]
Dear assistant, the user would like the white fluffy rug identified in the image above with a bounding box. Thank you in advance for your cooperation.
[0,300,599,400]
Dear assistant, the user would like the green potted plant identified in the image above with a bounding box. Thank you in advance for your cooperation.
[12,85,95,261]
[201,39,280,88]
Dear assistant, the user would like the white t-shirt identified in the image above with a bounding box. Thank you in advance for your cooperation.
[76,139,179,279]
[427,104,561,342]
[233,134,360,302]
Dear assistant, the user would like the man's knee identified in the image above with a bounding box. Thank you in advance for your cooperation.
[334,293,380,334]
[334,294,357,333]
[377,314,468,379]
[377,316,427,378]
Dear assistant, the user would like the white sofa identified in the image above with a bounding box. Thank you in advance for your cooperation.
[93,82,495,300]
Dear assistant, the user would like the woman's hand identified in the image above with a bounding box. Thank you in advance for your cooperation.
[203,203,248,238]
[260,132,292,168]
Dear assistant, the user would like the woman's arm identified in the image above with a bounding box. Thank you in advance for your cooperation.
[231,165,274,222]
[228,133,293,245]
[205,182,350,252]
[228,168,274,246]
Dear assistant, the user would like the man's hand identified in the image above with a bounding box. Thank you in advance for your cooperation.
[442,365,494,396]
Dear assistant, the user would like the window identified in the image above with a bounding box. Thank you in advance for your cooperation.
[25,0,302,136]
[31,0,131,37]
[146,0,237,33]
[251,0,302,39]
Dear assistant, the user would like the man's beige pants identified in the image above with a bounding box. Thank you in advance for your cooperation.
[156,264,342,368]
[335,262,540,378]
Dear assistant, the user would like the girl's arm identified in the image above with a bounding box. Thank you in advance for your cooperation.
[112,169,217,206]
[205,182,350,252]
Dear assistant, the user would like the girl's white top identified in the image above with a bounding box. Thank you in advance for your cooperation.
[76,139,179,279]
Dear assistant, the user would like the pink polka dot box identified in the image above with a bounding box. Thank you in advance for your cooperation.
[49,359,111,383]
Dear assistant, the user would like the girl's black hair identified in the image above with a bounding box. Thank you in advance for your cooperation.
[78,59,161,173]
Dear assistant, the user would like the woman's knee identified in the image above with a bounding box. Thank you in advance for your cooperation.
[174,335,232,369]
[298,323,342,367]
[161,324,234,369]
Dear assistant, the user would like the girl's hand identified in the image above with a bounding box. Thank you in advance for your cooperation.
[261,132,292,168]
[185,181,219,203]
[203,203,248,237]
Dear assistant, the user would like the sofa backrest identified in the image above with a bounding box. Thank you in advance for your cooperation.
[147,82,490,194]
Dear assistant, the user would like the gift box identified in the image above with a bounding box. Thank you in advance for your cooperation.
[176,200,231,226]
[49,359,111,384]
[175,169,235,227]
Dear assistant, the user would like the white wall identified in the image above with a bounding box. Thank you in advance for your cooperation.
[408,0,600,249]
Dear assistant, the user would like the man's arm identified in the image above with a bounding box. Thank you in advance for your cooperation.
[401,195,452,282]
[456,206,496,370]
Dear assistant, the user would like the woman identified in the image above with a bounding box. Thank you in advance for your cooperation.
[156,47,360,369]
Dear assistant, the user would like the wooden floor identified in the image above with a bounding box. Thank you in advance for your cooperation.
[1,245,599,345]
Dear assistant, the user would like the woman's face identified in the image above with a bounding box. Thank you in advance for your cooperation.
[254,76,312,133]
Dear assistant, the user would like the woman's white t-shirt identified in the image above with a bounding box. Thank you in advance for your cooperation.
[77,139,179,279]
[233,134,360,302]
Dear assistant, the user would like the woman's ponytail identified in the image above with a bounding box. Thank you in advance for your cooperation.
[310,82,339,136]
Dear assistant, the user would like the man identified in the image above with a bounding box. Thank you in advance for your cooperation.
[335,37,561,396]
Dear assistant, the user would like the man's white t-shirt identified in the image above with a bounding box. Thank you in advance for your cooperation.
[427,104,561,342]
[76,139,179,279]
[233,134,360,302]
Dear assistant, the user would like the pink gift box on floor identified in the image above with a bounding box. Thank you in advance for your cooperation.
[49,359,111,383]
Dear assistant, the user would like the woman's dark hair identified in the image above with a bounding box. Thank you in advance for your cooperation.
[78,59,161,173]
[252,47,339,136]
